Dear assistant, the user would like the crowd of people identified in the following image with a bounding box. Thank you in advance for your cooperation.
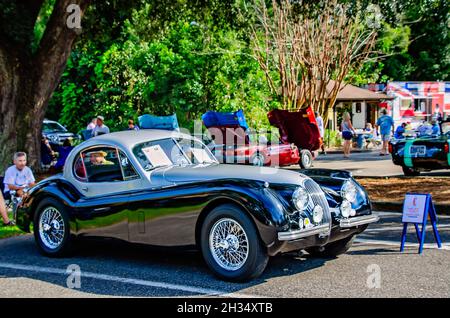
[334,106,445,158]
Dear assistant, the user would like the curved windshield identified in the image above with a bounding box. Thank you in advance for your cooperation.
[442,122,450,136]
[133,137,217,171]
[42,122,67,133]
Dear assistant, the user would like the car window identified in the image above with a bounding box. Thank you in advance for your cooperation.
[176,138,217,164]
[133,138,189,171]
[118,150,140,180]
[73,147,124,183]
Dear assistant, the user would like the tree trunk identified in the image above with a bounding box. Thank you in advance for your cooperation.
[0,0,90,173]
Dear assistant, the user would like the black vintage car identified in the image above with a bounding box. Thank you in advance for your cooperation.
[16,130,378,281]
[389,121,450,176]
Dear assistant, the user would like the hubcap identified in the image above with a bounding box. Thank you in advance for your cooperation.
[209,218,249,271]
[39,207,65,250]
[303,153,311,167]
[252,155,264,166]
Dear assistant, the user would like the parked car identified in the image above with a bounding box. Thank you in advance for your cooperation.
[16,130,378,281]
[42,119,80,148]
[389,121,450,176]
[268,107,322,169]
[202,110,300,167]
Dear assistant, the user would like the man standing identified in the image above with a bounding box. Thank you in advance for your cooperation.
[315,112,326,155]
[92,115,110,137]
[4,152,36,199]
[375,109,394,156]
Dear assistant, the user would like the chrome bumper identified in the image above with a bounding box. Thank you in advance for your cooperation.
[339,214,379,228]
[277,224,330,241]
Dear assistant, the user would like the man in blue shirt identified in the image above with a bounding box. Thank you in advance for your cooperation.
[394,123,407,139]
[375,109,394,156]
[431,120,441,136]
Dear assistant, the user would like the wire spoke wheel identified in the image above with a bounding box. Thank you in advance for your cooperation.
[39,207,65,250]
[209,218,249,271]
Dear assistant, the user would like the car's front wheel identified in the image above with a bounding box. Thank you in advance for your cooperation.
[200,204,268,282]
[402,166,420,176]
[306,236,355,258]
[34,198,73,257]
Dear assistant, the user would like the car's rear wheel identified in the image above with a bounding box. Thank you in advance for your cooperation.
[402,166,420,176]
[306,236,355,258]
[299,149,313,169]
[200,204,268,282]
[33,198,73,257]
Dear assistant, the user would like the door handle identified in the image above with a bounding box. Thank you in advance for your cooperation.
[81,187,88,192]
[93,207,111,212]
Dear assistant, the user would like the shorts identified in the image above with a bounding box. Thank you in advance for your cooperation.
[342,131,353,140]
[381,134,391,142]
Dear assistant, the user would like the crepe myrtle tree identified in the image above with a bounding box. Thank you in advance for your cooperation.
[249,0,378,125]
[0,0,89,172]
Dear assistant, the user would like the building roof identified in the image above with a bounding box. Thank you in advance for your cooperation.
[330,80,393,101]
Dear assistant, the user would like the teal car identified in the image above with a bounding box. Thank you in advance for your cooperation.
[389,121,450,176]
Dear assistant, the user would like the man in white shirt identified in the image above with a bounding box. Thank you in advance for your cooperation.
[315,112,326,155]
[92,115,110,137]
[4,152,36,199]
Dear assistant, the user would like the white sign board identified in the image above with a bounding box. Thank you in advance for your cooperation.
[402,194,427,223]
[191,148,211,163]
[142,145,172,168]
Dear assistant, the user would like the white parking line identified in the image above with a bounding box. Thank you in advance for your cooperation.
[364,224,450,233]
[354,238,450,250]
[0,262,258,298]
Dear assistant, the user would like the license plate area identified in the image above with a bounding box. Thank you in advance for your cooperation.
[410,145,426,156]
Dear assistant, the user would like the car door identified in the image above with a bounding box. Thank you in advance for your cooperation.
[71,145,143,240]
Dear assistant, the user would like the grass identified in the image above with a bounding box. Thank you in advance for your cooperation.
[0,212,25,239]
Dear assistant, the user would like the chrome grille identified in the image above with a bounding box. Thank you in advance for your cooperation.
[303,179,330,223]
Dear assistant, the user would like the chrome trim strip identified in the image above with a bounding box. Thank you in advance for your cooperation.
[339,215,380,228]
[278,224,330,241]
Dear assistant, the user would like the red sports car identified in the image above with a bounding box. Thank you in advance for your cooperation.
[202,110,300,167]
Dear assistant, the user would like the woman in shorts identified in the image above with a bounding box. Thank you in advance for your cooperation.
[341,112,356,159]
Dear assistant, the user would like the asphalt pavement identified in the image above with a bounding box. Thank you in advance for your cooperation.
[1,211,449,298]
[296,151,450,177]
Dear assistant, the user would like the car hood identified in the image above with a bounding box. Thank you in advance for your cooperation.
[160,163,307,185]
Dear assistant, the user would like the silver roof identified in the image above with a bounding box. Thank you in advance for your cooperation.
[85,129,194,149]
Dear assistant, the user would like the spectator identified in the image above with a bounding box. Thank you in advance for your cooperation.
[92,115,110,137]
[53,139,74,172]
[128,119,140,131]
[394,123,407,139]
[87,118,97,130]
[315,112,326,155]
[431,120,441,136]
[41,136,55,166]
[375,109,394,156]
[0,192,14,226]
[4,152,36,199]
[340,112,355,159]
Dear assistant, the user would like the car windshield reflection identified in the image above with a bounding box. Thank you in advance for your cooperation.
[133,137,218,171]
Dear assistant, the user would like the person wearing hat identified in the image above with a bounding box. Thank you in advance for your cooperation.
[92,115,110,137]
[88,150,114,166]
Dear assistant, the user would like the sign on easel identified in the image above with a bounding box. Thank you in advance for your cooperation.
[400,193,442,254]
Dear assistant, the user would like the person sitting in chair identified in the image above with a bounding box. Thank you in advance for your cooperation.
[4,152,36,199]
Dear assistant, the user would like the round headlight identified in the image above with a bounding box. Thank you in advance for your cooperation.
[341,181,357,202]
[312,205,324,224]
[340,200,352,218]
[292,187,310,211]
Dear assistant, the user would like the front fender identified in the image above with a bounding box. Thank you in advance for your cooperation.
[16,178,80,232]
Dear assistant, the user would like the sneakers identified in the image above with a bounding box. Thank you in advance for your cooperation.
[2,220,15,227]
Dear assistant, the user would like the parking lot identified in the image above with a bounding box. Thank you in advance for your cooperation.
[1,211,449,298]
